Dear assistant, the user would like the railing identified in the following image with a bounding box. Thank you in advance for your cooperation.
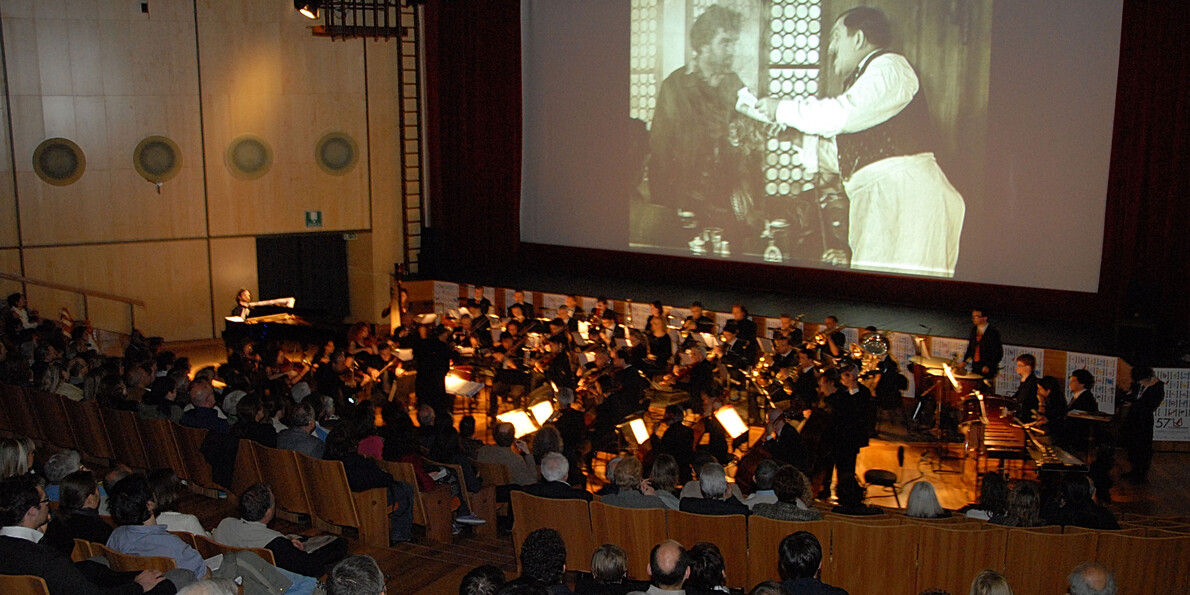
[0,272,144,335]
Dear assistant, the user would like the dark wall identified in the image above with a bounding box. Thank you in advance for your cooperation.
[422,1,1190,335]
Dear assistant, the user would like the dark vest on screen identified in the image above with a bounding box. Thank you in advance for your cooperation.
[836,50,934,180]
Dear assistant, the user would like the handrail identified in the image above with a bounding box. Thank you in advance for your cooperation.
[0,272,145,307]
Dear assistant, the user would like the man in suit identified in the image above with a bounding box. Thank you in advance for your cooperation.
[678,462,749,516]
[963,309,1003,388]
[1010,354,1040,423]
[506,290,534,319]
[276,402,326,459]
[521,453,592,502]
[651,405,696,484]
[730,304,758,343]
[682,301,716,335]
[1120,365,1165,484]
[1063,369,1100,452]
[0,475,185,595]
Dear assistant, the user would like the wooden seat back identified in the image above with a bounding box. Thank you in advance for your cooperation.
[1004,527,1097,595]
[665,509,748,588]
[193,534,277,566]
[3,386,45,442]
[100,408,149,471]
[746,517,831,587]
[90,542,179,573]
[63,399,115,461]
[295,454,389,547]
[375,459,455,543]
[827,520,919,595]
[28,390,79,451]
[170,423,220,493]
[473,460,512,487]
[511,491,593,573]
[1096,533,1190,595]
[71,538,93,562]
[169,530,199,550]
[590,501,667,581]
[251,443,314,520]
[230,435,262,498]
[136,417,185,472]
[915,524,1008,595]
[0,574,50,595]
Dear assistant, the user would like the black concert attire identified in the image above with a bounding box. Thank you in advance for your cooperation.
[491,344,530,417]
[520,480,593,502]
[679,494,750,516]
[653,422,696,483]
[824,386,870,498]
[772,325,804,346]
[1011,374,1040,423]
[768,348,800,405]
[780,577,850,595]
[413,335,454,421]
[963,324,1003,383]
[506,301,534,319]
[230,302,251,318]
[766,421,808,472]
[873,355,905,412]
[544,351,576,391]
[1061,389,1099,452]
[697,413,733,465]
[641,331,673,376]
[675,359,715,408]
[685,315,716,334]
[468,296,491,316]
[1121,380,1164,481]
[734,317,758,343]
[794,365,819,409]
[596,324,626,352]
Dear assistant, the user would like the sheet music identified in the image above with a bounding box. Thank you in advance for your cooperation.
[995,345,1045,395]
[1153,368,1190,442]
[1065,352,1118,414]
[433,281,460,314]
[930,337,969,363]
[541,293,568,314]
[629,302,652,329]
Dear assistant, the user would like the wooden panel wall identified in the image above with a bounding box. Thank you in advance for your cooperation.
[208,236,257,336]
[0,249,21,296]
[21,240,213,340]
[361,36,406,320]
[196,0,370,237]
[1,0,207,245]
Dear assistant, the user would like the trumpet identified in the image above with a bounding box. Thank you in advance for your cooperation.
[811,320,844,347]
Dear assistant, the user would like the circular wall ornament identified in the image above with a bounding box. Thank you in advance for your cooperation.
[315,132,359,175]
[32,138,85,186]
[133,135,182,183]
[225,134,273,180]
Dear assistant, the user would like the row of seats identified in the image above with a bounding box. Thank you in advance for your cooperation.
[510,492,1190,595]
[0,384,393,548]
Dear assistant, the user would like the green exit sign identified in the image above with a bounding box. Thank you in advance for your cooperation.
[305,211,323,228]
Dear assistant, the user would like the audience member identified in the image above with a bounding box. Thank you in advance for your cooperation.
[327,555,387,595]
[990,482,1044,528]
[1067,562,1116,595]
[680,453,744,501]
[743,459,780,509]
[231,393,278,447]
[962,473,1008,521]
[968,570,1012,595]
[753,465,822,521]
[324,423,421,542]
[522,452,592,501]
[43,448,84,501]
[478,422,538,486]
[176,579,239,595]
[630,540,690,595]
[778,531,848,594]
[684,542,730,595]
[140,375,185,421]
[646,454,681,510]
[41,469,112,556]
[905,481,950,519]
[460,564,506,595]
[277,402,326,458]
[179,379,230,434]
[149,468,209,537]
[1052,475,1119,530]
[105,473,209,580]
[679,462,749,516]
[575,544,648,595]
[0,437,35,479]
[601,458,667,510]
[748,581,791,595]
[213,483,349,579]
[505,528,575,594]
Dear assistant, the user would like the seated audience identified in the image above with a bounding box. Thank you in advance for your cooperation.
[679,453,744,501]
[213,483,349,579]
[1051,474,1118,530]
[968,570,1012,595]
[905,481,951,519]
[41,469,113,556]
[629,539,690,595]
[149,468,209,537]
[990,482,1045,528]
[522,452,592,501]
[478,422,538,487]
[179,380,230,434]
[324,423,419,543]
[139,376,184,422]
[43,448,86,501]
[1067,562,1116,595]
[748,581,791,595]
[743,459,780,510]
[504,528,575,594]
[575,544,648,595]
[684,542,730,595]
[753,465,822,522]
[327,555,387,595]
[962,473,1008,521]
[0,474,186,594]
[595,457,622,497]
[177,579,238,594]
[0,437,35,480]
[600,458,667,510]
[105,473,209,580]
[231,394,278,447]
[460,564,507,595]
[679,462,749,516]
[646,454,681,510]
[778,531,848,594]
[277,402,326,458]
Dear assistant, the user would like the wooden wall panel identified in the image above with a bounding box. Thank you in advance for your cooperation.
[345,232,376,323]
[0,249,22,297]
[208,236,257,337]
[362,39,404,323]
[198,0,370,237]
[21,240,213,341]
[1,3,206,246]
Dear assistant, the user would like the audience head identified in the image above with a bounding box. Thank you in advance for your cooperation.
[530,426,563,459]
[239,483,275,523]
[969,570,1012,595]
[58,469,100,515]
[519,528,567,586]
[686,542,727,592]
[459,564,505,595]
[459,415,477,438]
[107,473,155,526]
[977,473,1009,516]
[189,378,216,408]
[1061,473,1094,508]
[148,467,184,513]
[754,459,780,492]
[290,401,317,429]
[417,405,435,428]
[1068,562,1116,595]
[327,555,386,595]
[604,457,622,484]
[778,531,823,581]
[0,438,34,479]
[648,540,690,589]
[772,465,808,505]
[614,457,644,491]
[748,581,791,595]
[590,544,628,584]
[1004,481,1041,527]
[698,462,729,499]
[492,422,516,448]
[0,475,47,529]
[649,454,679,493]
[540,452,569,483]
[906,481,945,518]
[44,449,83,484]
[176,579,239,595]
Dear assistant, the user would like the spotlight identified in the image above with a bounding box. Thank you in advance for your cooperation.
[295,0,321,19]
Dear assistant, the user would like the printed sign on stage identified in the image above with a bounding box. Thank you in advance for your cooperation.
[1065,352,1118,415]
[1153,368,1190,442]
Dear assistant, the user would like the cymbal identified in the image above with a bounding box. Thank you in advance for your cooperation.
[925,368,984,380]
[909,355,950,368]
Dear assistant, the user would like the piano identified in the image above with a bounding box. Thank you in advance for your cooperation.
[223,297,346,350]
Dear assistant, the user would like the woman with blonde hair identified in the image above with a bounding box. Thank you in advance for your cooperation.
[969,569,1013,595]
[905,481,950,518]
[0,437,35,479]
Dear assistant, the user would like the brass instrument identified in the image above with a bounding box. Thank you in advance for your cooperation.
[811,320,845,347]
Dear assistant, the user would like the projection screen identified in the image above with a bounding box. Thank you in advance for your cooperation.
[521,0,1122,292]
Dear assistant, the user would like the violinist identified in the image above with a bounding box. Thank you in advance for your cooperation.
[490,331,530,417]
[547,317,575,352]
[541,335,576,392]
[771,313,804,346]
[590,297,611,322]
[682,301,716,335]
[595,310,626,351]
[651,404,696,483]
[507,303,536,334]
[347,322,381,370]
[673,346,715,407]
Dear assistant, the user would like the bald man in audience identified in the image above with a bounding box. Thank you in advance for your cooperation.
[179,379,230,434]
[1068,562,1116,595]
[629,540,690,594]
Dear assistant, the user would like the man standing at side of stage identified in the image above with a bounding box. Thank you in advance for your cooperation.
[963,309,1002,389]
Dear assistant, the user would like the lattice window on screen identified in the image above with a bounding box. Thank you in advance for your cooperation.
[764,0,822,199]
[630,0,660,122]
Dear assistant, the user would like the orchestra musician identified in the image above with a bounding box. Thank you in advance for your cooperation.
[682,301,716,334]
[413,324,455,421]
[540,335,576,392]
[644,300,666,332]
[771,313,804,346]
[651,404,697,483]
[818,366,869,501]
[1120,365,1164,484]
[718,321,759,422]
[640,315,674,376]
[556,305,578,334]
[760,407,808,471]
[546,318,574,352]
[1010,354,1040,423]
[468,286,491,316]
[764,335,799,404]
[815,315,847,361]
[792,348,819,408]
[590,297,611,322]
[672,345,715,408]
[1062,369,1100,452]
[489,331,530,418]
[230,289,252,318]
[506,290,534,319]
[596,310,626,351]
[564,295,585,322]
[695,392,735,465]
[731,304,758,343]
[963,309,1003,387]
